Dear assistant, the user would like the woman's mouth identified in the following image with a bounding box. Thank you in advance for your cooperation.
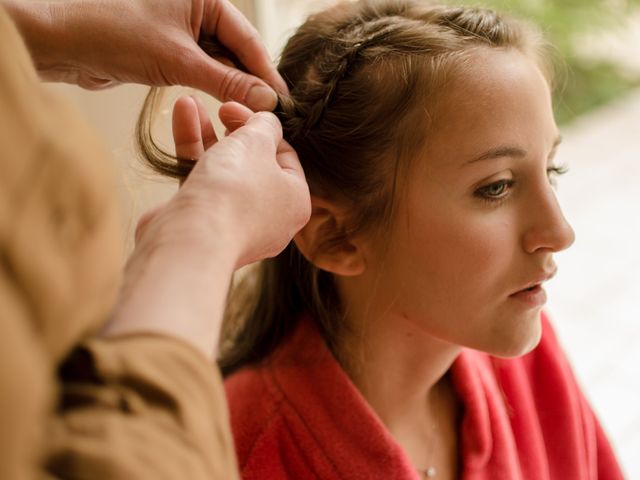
[509,284,547,307]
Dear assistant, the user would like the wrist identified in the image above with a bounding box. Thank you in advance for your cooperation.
[103,244,233,358]
[153,191,250,269]
[4,1,119,87]
[4,1,66,79]
[104,239,237,360]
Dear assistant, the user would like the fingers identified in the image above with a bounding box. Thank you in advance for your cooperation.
[203,0,288,95]
[173,96,219,186]
[172,96,206,160]
[195,0,288,110]
[219,101,253,133]
[173,96,218,155]
[218,101,304,177]
[191,96,217,150]
[233,110,284,155]
[189,48,278,111]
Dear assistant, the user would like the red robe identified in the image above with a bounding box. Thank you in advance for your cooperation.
[225,314,624,479]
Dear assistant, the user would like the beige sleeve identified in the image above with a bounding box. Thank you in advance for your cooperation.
[0,266,52,480]
[44,336,240,480]
[1,6,240,479]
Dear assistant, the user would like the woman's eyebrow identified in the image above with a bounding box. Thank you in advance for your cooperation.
[466,145,527,165]
[464,134,563,166]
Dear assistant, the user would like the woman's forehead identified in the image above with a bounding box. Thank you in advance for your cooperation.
[421,48,557,168]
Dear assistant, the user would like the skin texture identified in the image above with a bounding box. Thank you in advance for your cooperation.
[299,48,575,478]
[3,0,286,110]
[103,100,311,358]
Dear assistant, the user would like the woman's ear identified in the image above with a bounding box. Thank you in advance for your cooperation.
[294,196,366,276]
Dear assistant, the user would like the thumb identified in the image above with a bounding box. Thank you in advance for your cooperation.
[232,111,284,152]
[188,50,278,112]
[220,103,303,176]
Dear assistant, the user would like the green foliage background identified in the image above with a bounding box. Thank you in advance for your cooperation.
[456,0,640,125]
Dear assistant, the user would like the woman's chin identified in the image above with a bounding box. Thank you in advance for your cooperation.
[488,310,544,358]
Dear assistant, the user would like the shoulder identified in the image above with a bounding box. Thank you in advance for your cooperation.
[223,317,327,474]
[225,365,304,478]
[226,361,338,479]
[224,358,340,480]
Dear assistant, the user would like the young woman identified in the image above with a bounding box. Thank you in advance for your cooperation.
[139,0,624,478]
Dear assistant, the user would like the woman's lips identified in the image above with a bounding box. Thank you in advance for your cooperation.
[509,284,547,307]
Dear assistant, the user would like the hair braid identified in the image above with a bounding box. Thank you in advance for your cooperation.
[279,15,422,140]
[304,40,364,134]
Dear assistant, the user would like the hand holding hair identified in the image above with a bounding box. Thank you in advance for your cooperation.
[3,0,286,111]
[103,98,311,358]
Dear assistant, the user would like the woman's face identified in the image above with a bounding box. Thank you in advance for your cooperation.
[356,48,575,357]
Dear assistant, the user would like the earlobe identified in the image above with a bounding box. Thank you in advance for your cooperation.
[294,196,366,277]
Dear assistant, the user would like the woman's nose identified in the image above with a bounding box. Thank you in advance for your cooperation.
[522,186,576,254]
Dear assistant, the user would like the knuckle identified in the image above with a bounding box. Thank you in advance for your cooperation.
[253,111,282,134]
[241,113,282,148]
[237,124,276,152]
[219,68,249,102]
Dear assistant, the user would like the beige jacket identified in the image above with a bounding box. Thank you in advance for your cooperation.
[0,6,238,479]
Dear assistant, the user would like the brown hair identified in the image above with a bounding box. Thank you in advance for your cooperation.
[136,0,551,375]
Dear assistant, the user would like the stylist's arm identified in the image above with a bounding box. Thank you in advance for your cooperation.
[0,0,306,477]
[42,101,309,480]
[105,100,310,357]
[2,0,284,110]
[52,102,309,480]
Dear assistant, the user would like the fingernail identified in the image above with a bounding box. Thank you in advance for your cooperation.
[246,85,278,112]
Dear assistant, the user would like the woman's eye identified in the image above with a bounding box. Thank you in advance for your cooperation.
[547,164,569,187]
[475,179,514,201]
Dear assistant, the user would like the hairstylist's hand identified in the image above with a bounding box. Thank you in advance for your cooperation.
[4,0,285,111]
[140,97,310,267]
[104,98,310,357]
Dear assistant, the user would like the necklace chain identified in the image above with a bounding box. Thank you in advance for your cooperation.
[420,466,437,478]
[417,380,445,479]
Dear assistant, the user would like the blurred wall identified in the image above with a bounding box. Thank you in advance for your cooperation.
[254,0,338,57]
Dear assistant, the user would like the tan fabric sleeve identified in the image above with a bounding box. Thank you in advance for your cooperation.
[44,336,240,480]
[1,5,240,479]
[0,264,52,480]
[0,3,123,364]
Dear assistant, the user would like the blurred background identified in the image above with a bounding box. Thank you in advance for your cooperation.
[47,0,640,476]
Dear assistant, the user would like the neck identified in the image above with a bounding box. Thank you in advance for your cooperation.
[334,308,462,478]
[333,270,463,478]
[336,311,461,433]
